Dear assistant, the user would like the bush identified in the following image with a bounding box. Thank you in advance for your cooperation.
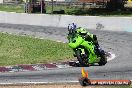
[66,9,88,15]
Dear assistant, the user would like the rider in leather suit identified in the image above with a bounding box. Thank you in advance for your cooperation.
[68,23,100,54]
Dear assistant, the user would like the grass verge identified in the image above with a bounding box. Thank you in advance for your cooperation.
[0,4,24,13]
[0,33,73,66]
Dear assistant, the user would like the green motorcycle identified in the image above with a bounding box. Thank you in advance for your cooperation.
[68,33,107,66]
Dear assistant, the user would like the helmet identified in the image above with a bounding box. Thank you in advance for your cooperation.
[68,23,77,34]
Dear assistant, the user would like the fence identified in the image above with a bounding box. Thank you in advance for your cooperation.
[45,0,108,8]
[0,0,111,14]
[3,0,22,4]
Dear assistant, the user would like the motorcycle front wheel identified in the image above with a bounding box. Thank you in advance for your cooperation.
[75,49,89,66]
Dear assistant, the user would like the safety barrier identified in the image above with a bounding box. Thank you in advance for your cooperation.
[0,11,132,32]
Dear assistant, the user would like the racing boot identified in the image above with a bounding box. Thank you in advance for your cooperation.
[95,42,105,60]
[94,41,105,57]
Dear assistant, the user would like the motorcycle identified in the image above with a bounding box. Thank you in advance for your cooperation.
[67,33,107,66]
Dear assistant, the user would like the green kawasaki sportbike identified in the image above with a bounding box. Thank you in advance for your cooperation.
[68,34,107,66]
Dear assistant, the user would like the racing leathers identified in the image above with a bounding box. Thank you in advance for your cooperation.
[76,27,101,55]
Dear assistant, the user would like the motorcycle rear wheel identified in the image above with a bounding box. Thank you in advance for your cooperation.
[98,54,107,66]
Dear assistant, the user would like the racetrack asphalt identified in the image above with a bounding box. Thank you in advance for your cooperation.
[0,23,132,84]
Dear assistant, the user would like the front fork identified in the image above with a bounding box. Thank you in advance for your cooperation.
[73,48,85,57]
[73,48,87,58]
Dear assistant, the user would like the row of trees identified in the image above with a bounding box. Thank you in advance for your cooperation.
[80,0,127,10]
[106,0,127,10]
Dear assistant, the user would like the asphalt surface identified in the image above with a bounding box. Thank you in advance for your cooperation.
[0,23,132,84]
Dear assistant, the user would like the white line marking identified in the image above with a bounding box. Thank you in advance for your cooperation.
[0,81,79,85]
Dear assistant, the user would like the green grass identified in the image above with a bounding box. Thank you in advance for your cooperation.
[46,5,77,14]
[0,4,24,13]
[0,33,73,66]
[0,4,76,14]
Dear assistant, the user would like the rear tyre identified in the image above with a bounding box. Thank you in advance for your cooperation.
[75,49,89,66]
[98,54,107,66]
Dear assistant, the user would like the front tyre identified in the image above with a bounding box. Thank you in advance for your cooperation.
[75,49,89,66]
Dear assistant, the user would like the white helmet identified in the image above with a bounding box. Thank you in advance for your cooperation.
[68,23,77,34]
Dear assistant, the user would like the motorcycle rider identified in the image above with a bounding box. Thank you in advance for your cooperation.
[67,23,101,55]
